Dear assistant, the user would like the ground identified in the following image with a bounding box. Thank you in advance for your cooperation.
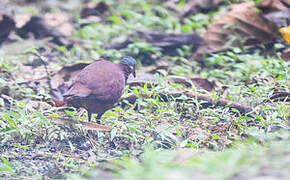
[0,0,289,179]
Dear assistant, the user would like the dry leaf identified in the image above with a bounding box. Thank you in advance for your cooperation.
[257,0,290,13]
[281,48,290,61]
[189,76,216,92]
[14,14,31,28]
[16,15,72,46]
[169,76,216,92]
[169,76,192,88]
[49,117,111,131]
[81,1,110,24]
[44,12,73,37]
[81,121,111,131]
[50,63,90,102]
[194,2,279,60]
[264,9,290,27]
[257,0,290,27]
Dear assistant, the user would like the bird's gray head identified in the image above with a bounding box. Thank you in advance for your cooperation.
[120,56,137,77]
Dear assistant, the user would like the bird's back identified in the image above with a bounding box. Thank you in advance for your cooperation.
[65,60,126,104]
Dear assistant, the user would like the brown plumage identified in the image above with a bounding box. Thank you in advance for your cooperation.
[64,56,137,123]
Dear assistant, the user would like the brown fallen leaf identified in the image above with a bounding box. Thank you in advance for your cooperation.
[14,14,32,28]
[15,12,73,37]
[49,117,111,131]
[169,77,192,88]
[0,14,15,45]
[81,121,111,131]
[16,16,72,46]
[44,12,73,37]
[193,2,279,61]
[257,0,289,13]
[264,9,290,27]
[281,48,290,61]
[169,75,216,92]
[50,63,90,102]
[257,0,290,27]
[81,1,110,24]
[189,76,216,92]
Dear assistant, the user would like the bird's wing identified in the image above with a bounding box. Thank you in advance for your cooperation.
[65,61,125,102]
[85,69,125,102]
[64,82,92,99]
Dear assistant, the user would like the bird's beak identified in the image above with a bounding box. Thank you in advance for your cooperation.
[133,65,136,78]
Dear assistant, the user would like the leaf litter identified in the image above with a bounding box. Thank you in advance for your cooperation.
[0,0,289,179]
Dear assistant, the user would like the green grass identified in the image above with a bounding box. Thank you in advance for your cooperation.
[68,131,290,180]
[0,0,289,179]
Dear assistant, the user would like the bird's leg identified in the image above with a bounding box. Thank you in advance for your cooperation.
[87,111,94,135]
[88,111,92,122]
[96,113,103,124]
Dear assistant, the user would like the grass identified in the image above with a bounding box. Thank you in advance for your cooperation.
[68,131,290,180]
[0,0,289,179]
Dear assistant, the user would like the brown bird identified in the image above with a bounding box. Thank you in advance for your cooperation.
[64,56,137,123]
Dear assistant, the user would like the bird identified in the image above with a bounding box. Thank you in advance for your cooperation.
[64,56,137,124]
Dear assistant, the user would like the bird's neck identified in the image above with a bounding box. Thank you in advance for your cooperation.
[119,64,131,83]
